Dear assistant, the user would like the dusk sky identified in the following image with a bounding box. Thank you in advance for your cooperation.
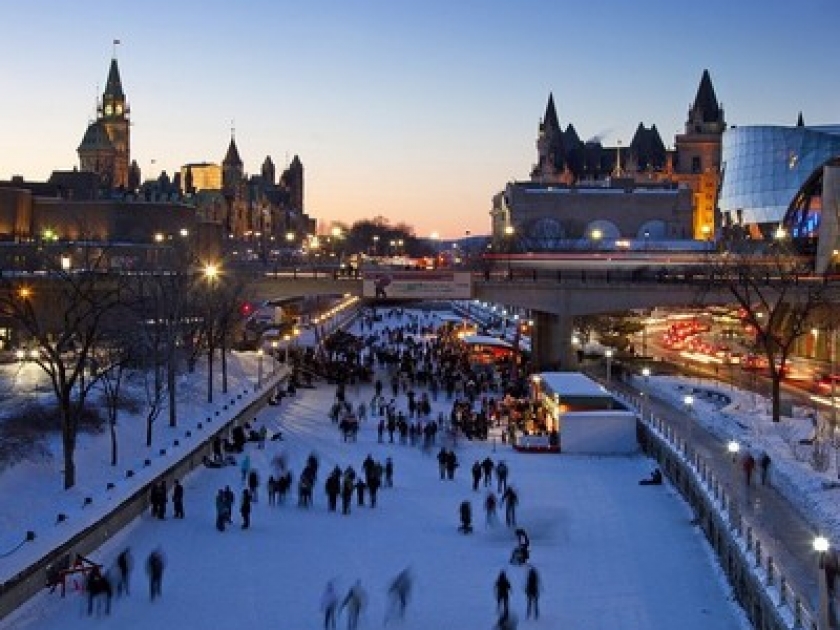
[1,0,838,239]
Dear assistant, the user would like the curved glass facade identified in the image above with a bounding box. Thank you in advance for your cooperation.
[719,125,840,227]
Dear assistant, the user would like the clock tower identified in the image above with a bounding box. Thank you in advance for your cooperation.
[78,55,131,189]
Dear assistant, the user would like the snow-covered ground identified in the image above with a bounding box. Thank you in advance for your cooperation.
[1,308,752,629]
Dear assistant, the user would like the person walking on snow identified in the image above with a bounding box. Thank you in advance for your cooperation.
[321,580,338,630]
[495,570,512,618]
[525,566,541,619]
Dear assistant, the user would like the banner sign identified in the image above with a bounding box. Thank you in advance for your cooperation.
[362,270,472,300]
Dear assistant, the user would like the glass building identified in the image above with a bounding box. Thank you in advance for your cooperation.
[718,125,840,271]
[719,125,840,233]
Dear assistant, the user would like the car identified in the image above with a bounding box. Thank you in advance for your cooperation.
[815,375,840,395]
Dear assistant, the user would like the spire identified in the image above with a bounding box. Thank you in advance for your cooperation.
[542,93,561,132]
[223,136,243,167]
[104,58,124,99]
[797,111,805,127]
[690,69,721,124]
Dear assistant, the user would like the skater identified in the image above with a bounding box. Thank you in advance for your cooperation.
[86,567,112,616]
[760,451,771,485]
[502,486,519,528]
[241,453,251,484]
[385,457,394,488]
[215,489,227,531]
[437,448,448,480]
[385,568,412,623]
[525,566,541,619]
[115,547,132,596]
[481,456,494,487]
[172,479,184,519]
[472,461,482,491]
[494,570,511,617]
[484,491,498,527]
[496,460,509,493]
[146,548,165,601]
[321,580,338,630]
[355,478,366,507]
[743,452,756,487]
[241,488,252,529]
[248,469,260,502]
[459,500,473,534]
[341,580,366,630]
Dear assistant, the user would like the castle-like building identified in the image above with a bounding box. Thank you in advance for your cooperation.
[78,57,136,190]
[74,55,314,249]
[499,70,725,245]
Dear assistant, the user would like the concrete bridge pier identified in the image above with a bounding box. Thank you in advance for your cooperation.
[531,309,576,372]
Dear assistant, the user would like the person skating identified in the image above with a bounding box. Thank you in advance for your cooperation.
[240,488,252,529]
[146,548,165,601]
[481,456,494,487]
[471,461,482,491]
[385,568,412,623]
[321,580,338,630]
[341,580,366,630]
[525,566,541,619]
[494,570,512,617]
[496,460,509,493]
[115,547,132,596]
[172,479,185,518]
[502,486,519,527]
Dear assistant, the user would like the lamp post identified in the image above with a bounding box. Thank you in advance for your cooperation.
[283,334,291,364]
[504,225,515,279]
[604,348,614,384]
[641,367,651,419]
[257,348,264,389]
[271,340,279,374]
[684,394,694,456]
[814,535,831,630]
[727,440,740,462]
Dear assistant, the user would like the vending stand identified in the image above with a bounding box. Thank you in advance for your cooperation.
[517,372,637,454]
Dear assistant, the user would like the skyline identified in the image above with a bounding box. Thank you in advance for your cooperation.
[1,1,838,239]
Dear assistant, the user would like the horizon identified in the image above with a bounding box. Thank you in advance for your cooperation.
[1,0,838,239]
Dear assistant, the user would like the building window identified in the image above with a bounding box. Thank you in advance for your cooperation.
[692,157,701,174]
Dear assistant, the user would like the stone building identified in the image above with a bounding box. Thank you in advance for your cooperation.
[493,70,725,248]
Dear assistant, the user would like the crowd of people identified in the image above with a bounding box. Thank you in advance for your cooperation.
[76,306,549,625]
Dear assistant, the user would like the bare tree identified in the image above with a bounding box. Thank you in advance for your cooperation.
[705,242,830,422]
[0,248,129,489]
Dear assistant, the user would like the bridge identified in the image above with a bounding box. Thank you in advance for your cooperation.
[246,257,838,369]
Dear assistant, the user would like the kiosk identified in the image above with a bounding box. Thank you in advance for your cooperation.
[518,372,637,454]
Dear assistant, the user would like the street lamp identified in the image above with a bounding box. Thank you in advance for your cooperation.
[504,225,515,279]
[604,348,614,384]
[257,348,264,389]
[271,340,279,374]
[283,334,291,364]
[814,535,832,630]
[641,367,651,418]
[684,394,694,454]
[727,440,740,462]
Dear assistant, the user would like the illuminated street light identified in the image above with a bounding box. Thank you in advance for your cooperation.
[727,440,740,461]
[604,348,614,384]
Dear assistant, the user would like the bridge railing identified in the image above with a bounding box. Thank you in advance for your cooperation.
[612,388,831,630]
[479,266,840,287]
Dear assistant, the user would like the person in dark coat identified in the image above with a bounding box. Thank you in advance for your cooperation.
[495,570,511,617]
[116,547,132,596]
[368,468,381,508]
[215,489,227,531]
[248,469,260,503]
[459,500,473,534]
[240,488,252,529]
[384,457,394,488]
[743,452,756,487]
[502,486,518,527]
[341,475,354,515]
[437,448,448,480]
[496,460,509,493]
[172,480,185,519]
[472,461,482,491]
[326,469,341,512]
[525,566,541,619]
[86,566,112,616]
[445,451,458,480]
[760,452,771,485]
[146,548,165,601]
[355,478,366,506]
[481,457,494,487]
